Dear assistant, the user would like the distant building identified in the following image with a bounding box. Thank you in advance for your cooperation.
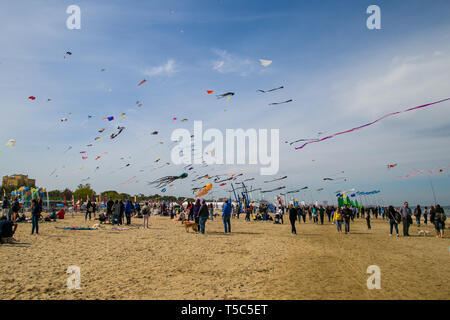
[2,174,36,188]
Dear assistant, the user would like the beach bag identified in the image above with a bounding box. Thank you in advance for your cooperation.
[407,215,413,225]
[394,211,402,223]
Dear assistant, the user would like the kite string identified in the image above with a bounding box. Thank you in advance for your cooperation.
[295,97,450,150]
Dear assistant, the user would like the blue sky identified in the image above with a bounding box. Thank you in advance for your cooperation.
[1,0,450,205]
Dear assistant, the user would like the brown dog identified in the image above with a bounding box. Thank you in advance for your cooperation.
[184,221,198,233]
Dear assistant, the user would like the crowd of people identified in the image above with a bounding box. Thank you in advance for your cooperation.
[0,195,447,243]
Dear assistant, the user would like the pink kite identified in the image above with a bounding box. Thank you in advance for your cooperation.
[295,97,450,150]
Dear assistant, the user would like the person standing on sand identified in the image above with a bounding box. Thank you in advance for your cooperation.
[85,200,93,221]
[399,202,412,236]
[10,198,20,223]
[124,199,133,225]
[312,206,318,224]
[414,205,422,227]
[112,200,120,225]
[134,201,141,218]
[423,206,429,225]
[429,206,436,226]
[387,205,400,237]
[1,197,10,218]
[119,200,125,225]
[244,203,250,221]
[106,197,114,223]
[209,203,214,221]
[365,207,371,230]
[193,199,200,227]
[319,205,325,225]
[222,198,232,233]
[187,201,193,221]
[342,205,352,234]
[30,199,40,235]
[289,204,297,235]
[198,198,209,234]
[434,205,446,238]
[142,202,150,229]
[92,201,97,219]
[297,206,303,224]
[326,206,332,222]
[333,207,343,232]
[278,206,284,224]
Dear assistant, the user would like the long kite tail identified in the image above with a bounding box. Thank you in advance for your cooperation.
[295,97,450,150]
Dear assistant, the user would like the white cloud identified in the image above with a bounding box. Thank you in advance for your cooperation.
[143,59,176,77]
[211,49,256,76]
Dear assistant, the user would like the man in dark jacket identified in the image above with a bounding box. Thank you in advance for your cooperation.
[289,204,297,235]
[2,197,10,218]
[11,198,21,222]
[297,206,303,224]
[399,202,412,236]
[106,198,114,223]
[342,205,352,234]
[119,200,125,224]
[124,199,133,225]
[198,199,209,234]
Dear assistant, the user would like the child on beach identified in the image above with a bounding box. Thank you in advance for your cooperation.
[333,207,343,232]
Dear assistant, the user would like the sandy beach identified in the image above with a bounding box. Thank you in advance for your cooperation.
[0,213,449,300]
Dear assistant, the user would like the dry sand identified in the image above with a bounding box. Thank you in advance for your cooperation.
[1,213,449,300]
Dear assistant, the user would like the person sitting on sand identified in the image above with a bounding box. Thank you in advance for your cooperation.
[49,208,57,221]
[0,216,18,244]
[56,209,65,219]
[98,212,107,224]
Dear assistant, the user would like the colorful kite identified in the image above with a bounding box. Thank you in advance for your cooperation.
[261,186,286,193]
[257,86,284,93]
[195,183,213,198]
[148,172,188,188]
[216,92,235,99]
[295,97,450,150]
[269,99,293,106]
[206,90,214,95]
[264,176,287,183]
[110,126,125,139]
[104,116,114,121]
